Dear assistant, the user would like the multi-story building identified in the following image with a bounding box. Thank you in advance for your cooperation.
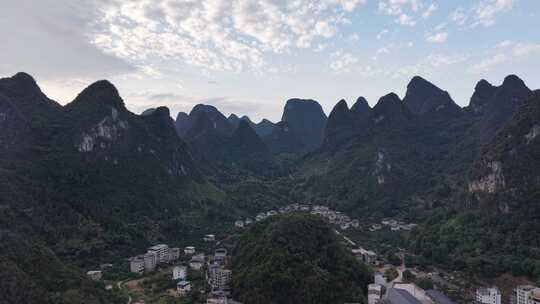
[184,246,196,255]
[143,251,157,272]
[129,256,145,274]
[476,287,501,304]
[148,244,169,264]
[368,284,382,304]
[516,286,540,304]
[209,264,232,291]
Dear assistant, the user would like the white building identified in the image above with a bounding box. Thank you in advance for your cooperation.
[516,286,540,304]
[173,266,187,280]
[214,248,227,264]
[368,284,382,304]
[177,280,191,295]
[148,244,169,264]
[476,287,501,304]
[129,256,145,274]
[184,246,196,255]
[86,270,102,281]
[234,220,244,228]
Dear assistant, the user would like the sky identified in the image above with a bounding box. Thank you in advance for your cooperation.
[1,0,539,122]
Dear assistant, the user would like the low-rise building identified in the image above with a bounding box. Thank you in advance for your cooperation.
[352,247,377,265]
[177,280,191,295]
[86,270,103,281]
[173,266,187,280]
[476,287,501,304]
[234,220,244,228]
[207,291,228,304]
[184,246,196,255]
[380,288,422,304]
[244,218,253,225]
[210,267,232,291]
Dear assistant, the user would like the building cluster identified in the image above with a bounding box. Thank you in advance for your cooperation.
[236,203,360,230]
[369,219,417,232]
[128,244,181,275]
[369,281,455,304]
[205,248,234,303]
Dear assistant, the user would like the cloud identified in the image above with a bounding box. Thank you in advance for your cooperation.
[495,40,514,48]
[378,0,421,26]
[469,54,508,73]
[426,32,448,43]
[513,42,540,57]
[329,51,359,73]
[472,0,515,27]
[89,0,366,74]
[376,29,389,40]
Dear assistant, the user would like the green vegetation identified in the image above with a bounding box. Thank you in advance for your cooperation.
[231,214,372,304]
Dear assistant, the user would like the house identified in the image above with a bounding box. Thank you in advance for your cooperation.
[368,284,382,304]
[190,253,205,270]
[475,287,501,304]
[173,266,187,280]
[177,280,191,295]
[204,234,216,242]
[244,218,253,225]
[129,256,145,274]
[148,244,169,263]
[234,220,244,228]
[86,270,103,281]
[184,246,196,255]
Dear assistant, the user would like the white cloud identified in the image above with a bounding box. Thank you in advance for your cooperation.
[469,54,508,73]
[495,40,514,48]
[513,42,540,57]
[473,0,515,27]
[378,0,423,26]
[426,32,448,43]
[347,33,360,41]
[329,51,359,73]
[90,0,366,74]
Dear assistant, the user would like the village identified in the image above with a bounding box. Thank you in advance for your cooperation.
[82,203,540,304]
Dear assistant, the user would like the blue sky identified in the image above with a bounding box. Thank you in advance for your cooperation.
[1,0,539,121]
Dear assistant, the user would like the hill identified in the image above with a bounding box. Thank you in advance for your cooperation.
[231,214,372,304]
